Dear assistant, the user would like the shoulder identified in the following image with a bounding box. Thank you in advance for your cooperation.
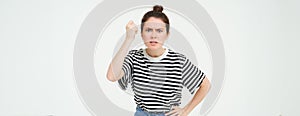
[167,49,187,61]
[128,48,144,56]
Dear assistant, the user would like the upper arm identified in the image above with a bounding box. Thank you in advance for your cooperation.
[182,57,206,94]
[107,64,125,82]
[200,76,211,89]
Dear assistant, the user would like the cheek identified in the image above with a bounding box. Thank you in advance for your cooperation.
[158,35,168,41]
[142,33,151,40]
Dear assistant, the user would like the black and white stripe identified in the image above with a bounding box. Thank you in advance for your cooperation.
[118,48,206,113]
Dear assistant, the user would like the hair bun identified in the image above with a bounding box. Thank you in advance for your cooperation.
[153,5,163,12]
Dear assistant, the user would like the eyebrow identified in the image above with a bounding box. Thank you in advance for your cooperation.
[144,27,164,30]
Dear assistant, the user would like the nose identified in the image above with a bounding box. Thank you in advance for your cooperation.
[151,31,158,39]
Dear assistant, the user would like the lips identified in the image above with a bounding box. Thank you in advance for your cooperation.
[149,41,158,46]
[149,41,158,43]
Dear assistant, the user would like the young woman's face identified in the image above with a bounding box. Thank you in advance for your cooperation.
[141,17,169,50]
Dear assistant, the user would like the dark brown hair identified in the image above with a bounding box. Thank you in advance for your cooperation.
[141,5,170,33]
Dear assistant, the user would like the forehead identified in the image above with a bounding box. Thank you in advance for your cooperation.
[143,17,166,28]
[143,22,166,29]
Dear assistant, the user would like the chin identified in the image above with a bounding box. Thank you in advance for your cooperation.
[145,44,160,50]
[147,47,162,51]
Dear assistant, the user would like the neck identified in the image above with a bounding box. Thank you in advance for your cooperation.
[146,47,165,57]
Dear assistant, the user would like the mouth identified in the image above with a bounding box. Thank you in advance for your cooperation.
[149,41,158,44]
[149,41,158,46]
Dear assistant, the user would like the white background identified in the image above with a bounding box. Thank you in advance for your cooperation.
[0,0,299,116]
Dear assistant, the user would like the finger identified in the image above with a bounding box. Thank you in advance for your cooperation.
[170,111,179,116]
[135,29,138,34]
[126,20,134,28]
[165,110,176,115]
[172,106,179,110]
[166,108,180,116]
[128,23,137,28]
[131,21,136,26]
[132,24,137,30]
[128,20,133,24]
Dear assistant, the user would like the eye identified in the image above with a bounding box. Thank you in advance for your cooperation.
[157,29,163,33]
[145,29,152,32]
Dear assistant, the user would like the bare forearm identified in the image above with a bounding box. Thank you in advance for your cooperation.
[107,21,137,82]
[107,38,133,81]
[183,77,211,115]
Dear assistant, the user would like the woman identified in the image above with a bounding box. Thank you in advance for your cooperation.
[107,5,210,116]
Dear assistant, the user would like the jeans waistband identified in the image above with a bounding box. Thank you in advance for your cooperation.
[136,106,166,115]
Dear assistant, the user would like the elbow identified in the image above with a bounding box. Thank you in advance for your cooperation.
[201,77,211,92]
[106,72,117,82]
[106,64,118,82]
[107,75,117,82]
[206,80,211,92]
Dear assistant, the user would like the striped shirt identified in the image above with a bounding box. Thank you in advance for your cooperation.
[118,48,206,113]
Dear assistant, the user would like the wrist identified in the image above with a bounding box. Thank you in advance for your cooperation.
[181,112,189,116]
[182,106,191,115]
[125,35,135,40]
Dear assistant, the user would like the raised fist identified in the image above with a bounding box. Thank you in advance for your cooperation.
[125,20,138,39]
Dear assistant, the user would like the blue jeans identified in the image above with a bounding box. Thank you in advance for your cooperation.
[134,106,165,116]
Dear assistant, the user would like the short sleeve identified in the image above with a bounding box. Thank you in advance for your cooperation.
[118,50,135,90]
[182,57,206,94]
